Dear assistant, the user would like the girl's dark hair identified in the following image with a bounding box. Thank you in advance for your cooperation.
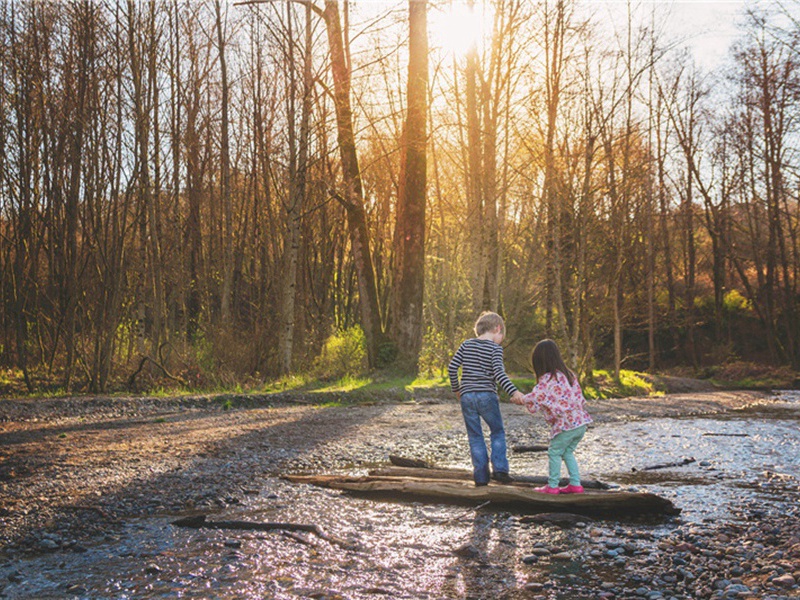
[531,339,575,386]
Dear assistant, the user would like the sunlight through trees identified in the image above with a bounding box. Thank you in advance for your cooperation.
[0,0,798,392]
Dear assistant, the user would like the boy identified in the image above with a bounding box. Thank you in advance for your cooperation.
[449,311,524,486]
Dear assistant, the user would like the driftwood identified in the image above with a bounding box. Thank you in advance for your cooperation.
[633,457,696,472]
[389,455,433,468]
[520,512,594,526]
[369,466,610,490]
[285,474,680,517]
[172,514,354,549]
[512,444,549,454]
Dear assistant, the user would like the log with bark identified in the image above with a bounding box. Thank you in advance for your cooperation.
[284,474,680,517]
[172,514,354,549]
[519,512,594,526]
[511,444,549,453]
[369,466,610,490]
[633,457,696,472]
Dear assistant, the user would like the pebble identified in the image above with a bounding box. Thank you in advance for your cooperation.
[453,543,480,558]
[772,573,796,587]
[38,539,59,551]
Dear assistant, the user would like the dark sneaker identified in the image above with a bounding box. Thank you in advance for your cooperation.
[475,481,489,487]
[492,472,513,484]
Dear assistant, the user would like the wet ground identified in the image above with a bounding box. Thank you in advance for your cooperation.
[0,389,798,599]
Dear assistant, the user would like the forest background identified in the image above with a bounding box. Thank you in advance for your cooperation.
[1,0,799,396]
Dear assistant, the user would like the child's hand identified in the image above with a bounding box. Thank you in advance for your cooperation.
[510,391,525,405]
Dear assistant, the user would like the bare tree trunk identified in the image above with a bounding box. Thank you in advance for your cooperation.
[322,0,384,368]
[280,2,312,374]
[542,0,569,344]
[215,0,234,325]
[465,0,485,313]
[391,0,428,370]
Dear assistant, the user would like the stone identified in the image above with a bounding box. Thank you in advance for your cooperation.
[724,583,750,594]
[453,543,479,558]
[772,574,796,587]
[38,538,59,551]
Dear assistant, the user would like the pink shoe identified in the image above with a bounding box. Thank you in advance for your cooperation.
[534,486,560,494]
[559,484,584,494]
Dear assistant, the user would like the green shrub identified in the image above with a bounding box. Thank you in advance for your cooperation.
[723,289,752,314]
[582,369,659,399]
[313,326,367,380]
[418,328,451,377]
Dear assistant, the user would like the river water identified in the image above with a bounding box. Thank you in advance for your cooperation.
[2,391,798,599]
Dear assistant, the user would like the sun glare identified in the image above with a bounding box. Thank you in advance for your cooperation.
[431,1,492,57]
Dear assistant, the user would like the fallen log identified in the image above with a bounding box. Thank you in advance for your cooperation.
[633,457,696,472]
[285,474,680,518]
[512,444,549,453]
[520,512,594,526]
[369,466,610,490]
[171,514,354,549]
[389,455,433,468]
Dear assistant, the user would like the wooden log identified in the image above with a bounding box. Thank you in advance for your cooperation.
[512,444,549,453]
[368,466,610,490]
[172,514,354,549]
[519,512,594,526]
[389,455,433,468]
[633,457,696,472]
[285,474,680,517]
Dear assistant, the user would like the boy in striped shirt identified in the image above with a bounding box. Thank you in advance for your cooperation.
[448,312,524,486]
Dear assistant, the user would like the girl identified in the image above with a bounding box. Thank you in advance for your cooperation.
[512,339,592,494]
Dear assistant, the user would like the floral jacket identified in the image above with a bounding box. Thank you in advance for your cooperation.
[521,370,593,438]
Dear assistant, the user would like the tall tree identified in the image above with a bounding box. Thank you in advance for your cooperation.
[391,0,428,370]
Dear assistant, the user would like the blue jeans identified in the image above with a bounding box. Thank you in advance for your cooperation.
[460,391,509,484]
[548,425,587,487]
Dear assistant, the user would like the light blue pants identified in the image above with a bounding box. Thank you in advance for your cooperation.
[547,425,587,487]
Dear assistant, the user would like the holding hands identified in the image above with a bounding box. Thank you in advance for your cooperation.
[510,391,525,405]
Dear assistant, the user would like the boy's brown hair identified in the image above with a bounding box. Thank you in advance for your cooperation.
[474,311,505,336]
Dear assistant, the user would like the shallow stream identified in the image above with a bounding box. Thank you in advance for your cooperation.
[2,391,798,599]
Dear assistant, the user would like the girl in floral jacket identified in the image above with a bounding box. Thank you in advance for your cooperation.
[512,339,592,494]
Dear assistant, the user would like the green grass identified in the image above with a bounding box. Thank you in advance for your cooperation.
[0,364,676,406]
[314,375,372,393]
[704,361,796,390]
[261,374,311,393]
[582,369,662,399]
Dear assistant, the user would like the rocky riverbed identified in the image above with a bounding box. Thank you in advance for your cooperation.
[0,389,798,599]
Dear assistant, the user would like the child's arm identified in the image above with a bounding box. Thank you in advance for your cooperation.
[519,379,550,414]
[490,344,519,399]
[448,345,464,396]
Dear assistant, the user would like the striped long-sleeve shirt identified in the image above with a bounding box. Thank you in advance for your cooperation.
[448,338,519,397]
